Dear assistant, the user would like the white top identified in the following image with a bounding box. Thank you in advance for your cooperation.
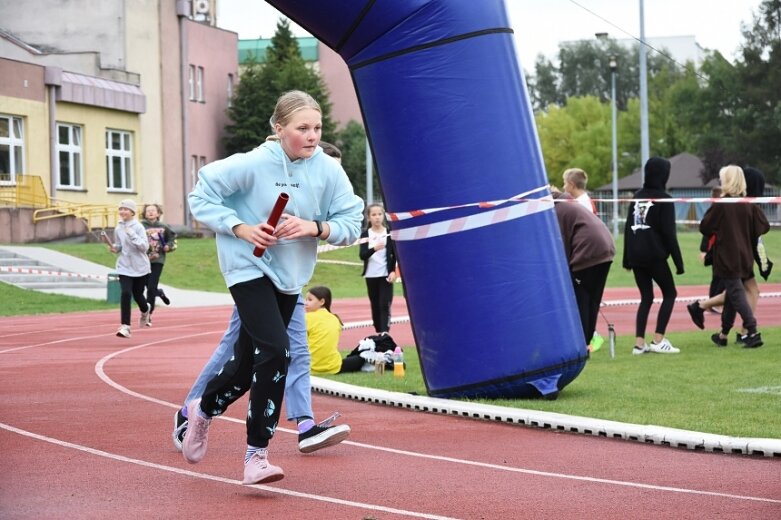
[364,228,388,278]
[576,192,596,214]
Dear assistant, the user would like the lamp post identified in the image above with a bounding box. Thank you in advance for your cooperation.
[609,55,619,238]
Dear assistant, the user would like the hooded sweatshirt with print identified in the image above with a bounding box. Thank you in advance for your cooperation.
[622,157,684,274]
[188,141,364,294]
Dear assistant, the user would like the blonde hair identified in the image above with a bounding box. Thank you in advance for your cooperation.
[719,165,746,197]
[563,168,588,190]
[268,90,321,131]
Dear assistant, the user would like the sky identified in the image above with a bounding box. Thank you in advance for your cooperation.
[216,0,762,68]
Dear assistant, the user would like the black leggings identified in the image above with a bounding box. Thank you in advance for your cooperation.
[338,355,365,373]
[146,262,164,313]
[119,274,149,325]
[571,261,612,344]
[200,276,297,448]
[365,277,393,333]
[632,262,677,338]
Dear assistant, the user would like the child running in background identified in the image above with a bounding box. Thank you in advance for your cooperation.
[359,203,397,333]
[108,199,151,338]
[305,286,364,374]
[140,203,177,325]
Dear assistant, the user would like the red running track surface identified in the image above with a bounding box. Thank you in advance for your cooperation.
[1,289,780,518]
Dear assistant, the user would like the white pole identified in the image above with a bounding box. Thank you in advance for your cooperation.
[639,0,649,183]
[365,137,373,204]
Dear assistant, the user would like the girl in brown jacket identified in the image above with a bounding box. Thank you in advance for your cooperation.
[700,165,769,348]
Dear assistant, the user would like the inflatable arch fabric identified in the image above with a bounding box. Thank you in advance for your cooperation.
[268,0,588,398]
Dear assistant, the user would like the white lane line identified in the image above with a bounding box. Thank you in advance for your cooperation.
[0,319,226,354]
[94,337,781,505]
[0,421,459,520]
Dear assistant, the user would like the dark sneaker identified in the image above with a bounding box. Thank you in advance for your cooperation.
[298,413,350,453]
[735,333,745,345]
[159,289,171,306]
[172,409,187,452]
[742,333,764,349]
[710,333,728,347]
[686,302,705,329]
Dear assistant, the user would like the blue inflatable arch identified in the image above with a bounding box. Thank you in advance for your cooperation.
[268,0,587,398]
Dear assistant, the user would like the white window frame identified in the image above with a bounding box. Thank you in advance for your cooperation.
[105,129,133,192]
[197,66,205,102]
[188,64,196,101]
[0,114,25,185]
[56,123,83,189]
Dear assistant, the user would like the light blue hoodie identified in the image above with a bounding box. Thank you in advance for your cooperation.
[188,141,364,294]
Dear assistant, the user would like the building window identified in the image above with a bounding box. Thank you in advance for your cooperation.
[197,66,205,102]
[105,129,133,191]
[227,73,234,107]
[199,155,207,170]
[190,155,198,189]
[188,65,196,101]
[0,114,24,185]
[57,123,83,189]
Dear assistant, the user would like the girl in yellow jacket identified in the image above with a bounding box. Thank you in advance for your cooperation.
[304,286,364,374]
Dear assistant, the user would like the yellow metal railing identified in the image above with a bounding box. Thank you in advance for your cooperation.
[0,174,117,229]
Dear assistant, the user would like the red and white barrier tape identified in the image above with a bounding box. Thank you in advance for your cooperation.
[387,185,549,222]
[0,266,110,280]
[390,197,554,242]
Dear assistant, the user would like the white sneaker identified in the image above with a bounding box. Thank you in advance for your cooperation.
[648,338,680,354]
[116,324,131,338]
[139,311,152,328]
[632,344,649,355]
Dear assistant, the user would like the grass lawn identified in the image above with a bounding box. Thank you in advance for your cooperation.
[323,327,781,439]
[4,230,780,439]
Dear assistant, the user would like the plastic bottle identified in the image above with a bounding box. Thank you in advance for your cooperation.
[393,346,405,377]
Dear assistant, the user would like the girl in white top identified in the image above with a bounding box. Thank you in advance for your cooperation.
[108,199,151,337]
[359,203,397,333]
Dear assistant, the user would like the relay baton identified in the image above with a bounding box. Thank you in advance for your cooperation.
[100,230,113,247]
[253,193,290,257]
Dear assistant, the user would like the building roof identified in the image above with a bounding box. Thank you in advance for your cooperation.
[595,152,717,191]
[238,37,318,64]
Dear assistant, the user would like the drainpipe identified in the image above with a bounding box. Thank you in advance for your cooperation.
[176,0,191,227]
[43,66,62,202]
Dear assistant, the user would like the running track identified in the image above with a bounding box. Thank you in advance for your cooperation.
[1,287,780,519]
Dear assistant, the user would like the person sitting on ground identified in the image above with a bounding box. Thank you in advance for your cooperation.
[305,286,364,374]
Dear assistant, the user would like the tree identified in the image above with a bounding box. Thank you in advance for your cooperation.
[335,120,371,199]
[223,19,336,156]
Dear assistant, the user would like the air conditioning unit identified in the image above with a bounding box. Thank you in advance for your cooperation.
[193,0,210,16]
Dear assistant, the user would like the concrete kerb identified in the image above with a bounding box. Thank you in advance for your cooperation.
[311,376,781,458]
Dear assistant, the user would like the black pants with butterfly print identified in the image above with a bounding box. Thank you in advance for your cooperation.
[199,276,297,448]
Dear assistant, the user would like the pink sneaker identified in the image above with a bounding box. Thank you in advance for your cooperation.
[182,398,211,464]
[242,451,285,485]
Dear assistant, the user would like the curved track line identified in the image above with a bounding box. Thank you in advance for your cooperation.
[94,337,781,505]
[0,422,459,520]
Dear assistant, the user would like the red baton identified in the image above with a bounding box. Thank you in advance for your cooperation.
[253,193,290,257]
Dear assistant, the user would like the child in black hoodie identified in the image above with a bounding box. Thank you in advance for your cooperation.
[623,157,685,355]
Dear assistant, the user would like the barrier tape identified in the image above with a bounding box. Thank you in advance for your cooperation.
[387,185,549,222]
[390,198,554,242]
[0,266,110,281]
